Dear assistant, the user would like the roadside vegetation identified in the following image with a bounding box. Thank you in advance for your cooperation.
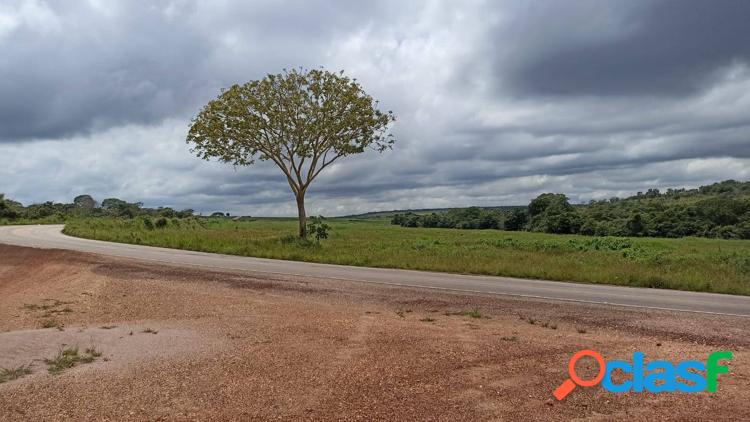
[391,180,750,239]
[0,194,195,224]
[4,180,748,239]
[63,216,750,295]
[4,180,750,295]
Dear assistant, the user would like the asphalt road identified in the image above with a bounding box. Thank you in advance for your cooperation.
[1,224,749,317]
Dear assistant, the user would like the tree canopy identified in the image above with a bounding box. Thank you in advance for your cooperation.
[73,194,97,214]
[187,68,396,237]
[0,194,195,222]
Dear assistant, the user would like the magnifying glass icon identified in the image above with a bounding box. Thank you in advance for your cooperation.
[553,349,605,400]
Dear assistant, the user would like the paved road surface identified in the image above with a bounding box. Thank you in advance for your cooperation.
[1,225,749,317]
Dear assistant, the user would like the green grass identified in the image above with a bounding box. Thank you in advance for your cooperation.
[62,217,750,295]
[45,347,101,375]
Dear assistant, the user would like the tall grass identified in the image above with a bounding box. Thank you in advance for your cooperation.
[1,216,66,225]
[63,217,750,295]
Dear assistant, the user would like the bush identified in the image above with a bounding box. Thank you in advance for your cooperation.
[141,217,154,230]
[391,208,504,230]
[504,209,528,231]
[155,217,168,229]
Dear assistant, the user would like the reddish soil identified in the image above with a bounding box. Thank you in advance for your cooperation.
[0,244,748,421]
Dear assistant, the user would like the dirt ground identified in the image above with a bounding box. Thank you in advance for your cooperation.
[0,244,748,421]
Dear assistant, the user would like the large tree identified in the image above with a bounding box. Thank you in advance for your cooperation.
[73,194,97,212]
[187,68,396,238]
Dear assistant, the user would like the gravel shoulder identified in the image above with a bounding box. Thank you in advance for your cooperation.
[0,244,748,421]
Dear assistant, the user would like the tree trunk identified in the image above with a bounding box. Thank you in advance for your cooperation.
[296,193,307,238]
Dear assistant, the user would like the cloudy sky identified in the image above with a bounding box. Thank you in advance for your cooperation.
[2,0,749,216]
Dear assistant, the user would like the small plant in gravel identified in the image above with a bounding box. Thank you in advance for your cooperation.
[576,327,587,334]
[395,311,405,318]
[0,365,32,384]
[100,325,117,330]
[40,319,64,331]
[463,308,483,319]
[142,328,158,334]
[420,317,435,322]
[22,300,72,312]
[85,347,102,358]
[500,336,518,342]
[45,347,101,375]
[41,307,74,318]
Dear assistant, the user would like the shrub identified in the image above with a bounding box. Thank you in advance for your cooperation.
[307,216,331,243]
[141,217,154,230]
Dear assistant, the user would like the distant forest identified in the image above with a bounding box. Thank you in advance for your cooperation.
[390,180,750,239]
[0,195,200,223]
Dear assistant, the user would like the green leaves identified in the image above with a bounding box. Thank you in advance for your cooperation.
[186,68,396,192]
[307,215,330,243]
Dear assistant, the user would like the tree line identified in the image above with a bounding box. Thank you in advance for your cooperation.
[0,194,195,222]
[390,180,750,239]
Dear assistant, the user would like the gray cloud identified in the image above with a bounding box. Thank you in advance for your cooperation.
[0,1,386,141]
[493,0,750,97]
[1,0,749,216]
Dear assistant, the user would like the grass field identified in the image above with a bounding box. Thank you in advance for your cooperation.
[62,217,750,295]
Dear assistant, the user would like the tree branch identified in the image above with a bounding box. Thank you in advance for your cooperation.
[304,151,343,188]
